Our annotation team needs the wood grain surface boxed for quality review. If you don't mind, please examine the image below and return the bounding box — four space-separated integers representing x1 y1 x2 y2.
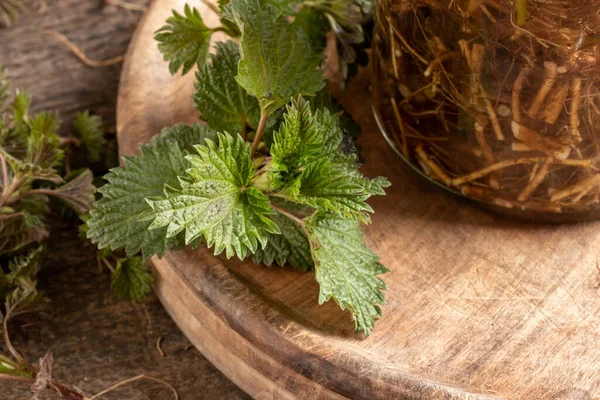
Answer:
0 1 247 398
118 1 600 399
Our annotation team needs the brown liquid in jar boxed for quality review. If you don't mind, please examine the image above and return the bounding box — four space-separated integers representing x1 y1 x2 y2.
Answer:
372 0 600 221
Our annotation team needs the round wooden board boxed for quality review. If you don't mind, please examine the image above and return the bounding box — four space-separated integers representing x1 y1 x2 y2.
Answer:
117 1 600 399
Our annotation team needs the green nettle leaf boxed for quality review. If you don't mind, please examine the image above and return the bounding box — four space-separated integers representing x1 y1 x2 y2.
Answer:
290 159 389 223
0 246 48 318
193 41 260 135
146 133 279 259
1 95 63 174
155 121 216 154
155 4 212 75
26 111 63 169
269 99 312 168
11 90 30 125
252 202 312 271
75 111 106 163
217 0 241 37
18 193 49 216
5 285 48 318
261 0 300 16
311 86 363 144
292 7 328 54
14 161 63 185
0 131 26 163
226 0 325 113
306 213 387 335
0 214 48 255
267 99 388 222
111 256 153 303
271 98 348 168
6 245 44 287
221 0 299 23
46 169 96 214
87 124 215 260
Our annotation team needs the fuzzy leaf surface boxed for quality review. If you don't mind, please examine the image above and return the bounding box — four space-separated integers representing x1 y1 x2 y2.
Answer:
271 98 347 169
306 213 387 335
146 133 279 259
87 124 215 259
252 202 312 271
5 245 44 287
261 0 300 15
75 111 105 163
155 4 212 75
217 0 241 37
4 285 48 318
25 111 62 169
111 256 153 303
221 0 300 23
0 214 48 255
193 41 260 135
1 97 63 173
226 0 325 113
268 99 388 222
289 160 389 223
46 169 96 214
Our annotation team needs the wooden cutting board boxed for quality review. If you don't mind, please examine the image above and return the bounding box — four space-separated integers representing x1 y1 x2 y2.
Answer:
116 1 600 398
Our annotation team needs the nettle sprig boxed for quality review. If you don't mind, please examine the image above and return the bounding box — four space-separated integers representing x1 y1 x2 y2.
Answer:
0 68 98 258
0 62 99 365
88 0 388 334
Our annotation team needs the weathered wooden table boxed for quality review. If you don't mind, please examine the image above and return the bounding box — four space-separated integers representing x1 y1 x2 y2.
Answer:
118 1 600 399
0 1 247 398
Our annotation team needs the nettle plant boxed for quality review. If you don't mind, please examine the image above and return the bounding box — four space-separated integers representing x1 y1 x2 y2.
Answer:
0 62 102 350
88 0 389 334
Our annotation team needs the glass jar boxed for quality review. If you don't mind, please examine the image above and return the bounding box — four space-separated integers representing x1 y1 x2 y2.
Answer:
372 0 600 221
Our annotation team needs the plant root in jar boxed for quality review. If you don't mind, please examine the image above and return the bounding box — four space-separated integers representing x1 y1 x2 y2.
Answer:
373 0 600 217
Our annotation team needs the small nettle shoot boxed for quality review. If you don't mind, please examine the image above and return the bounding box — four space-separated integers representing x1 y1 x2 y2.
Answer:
0 63 157 393
87 0 388 335
0 64 98 257
0 61 150 307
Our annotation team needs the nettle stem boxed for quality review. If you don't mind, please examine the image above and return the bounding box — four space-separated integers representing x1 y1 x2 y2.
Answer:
3 310 26 366
270 202 305 226
0 212 23 221
250 111 269 157
515 0 527 26
210 26 229 34
269 202 312 239
0 152 8 192
0 373 86 399
0 176 23 208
